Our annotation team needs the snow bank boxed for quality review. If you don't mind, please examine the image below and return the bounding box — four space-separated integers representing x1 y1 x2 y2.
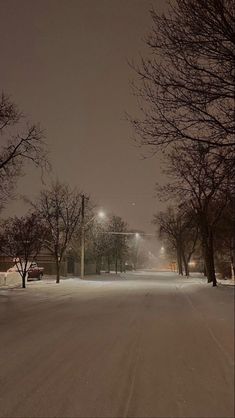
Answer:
0 271 21 288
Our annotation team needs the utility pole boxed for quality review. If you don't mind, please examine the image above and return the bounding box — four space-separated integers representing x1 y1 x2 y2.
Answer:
80 194 85 279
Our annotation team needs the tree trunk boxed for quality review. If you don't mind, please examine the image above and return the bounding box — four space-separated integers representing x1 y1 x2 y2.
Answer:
202 229 217 286
182 249 189 276
199 212 217 286
56 258 60 283
183 258 189 276
176 245 183 275
22 272 26 288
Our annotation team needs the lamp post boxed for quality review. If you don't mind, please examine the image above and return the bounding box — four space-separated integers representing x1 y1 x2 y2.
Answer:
80 194 105 279
134 232 140 270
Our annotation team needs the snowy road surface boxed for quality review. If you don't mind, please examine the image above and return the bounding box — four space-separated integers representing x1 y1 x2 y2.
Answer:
0 271 234 418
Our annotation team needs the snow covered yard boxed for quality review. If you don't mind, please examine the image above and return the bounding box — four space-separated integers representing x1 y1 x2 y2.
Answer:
0 271 234 418
0 271 21 288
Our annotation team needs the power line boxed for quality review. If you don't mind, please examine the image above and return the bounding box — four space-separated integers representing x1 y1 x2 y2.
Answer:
100 231 155 236
95 193 156 199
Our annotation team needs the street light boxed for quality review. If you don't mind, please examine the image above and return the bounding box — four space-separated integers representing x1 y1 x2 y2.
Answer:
160 246 165 259
134 233 141 269
80 195 106 279
98 210 105 219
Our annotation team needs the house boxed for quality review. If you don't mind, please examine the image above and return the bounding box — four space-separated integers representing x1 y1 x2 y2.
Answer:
0 247 96 277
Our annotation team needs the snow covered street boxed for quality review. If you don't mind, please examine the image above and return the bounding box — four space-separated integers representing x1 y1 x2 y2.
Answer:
0 271 234 418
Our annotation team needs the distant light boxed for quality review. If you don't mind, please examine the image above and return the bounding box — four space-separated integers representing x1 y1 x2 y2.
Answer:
98 211 105 219
132 202 136 206
160 246 165 252
189 261 196 267
135 232 140 238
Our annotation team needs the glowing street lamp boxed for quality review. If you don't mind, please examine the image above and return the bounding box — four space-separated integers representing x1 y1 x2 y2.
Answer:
134 233 140 269
80 195 106 279
160 246 165 259
97 210 106 219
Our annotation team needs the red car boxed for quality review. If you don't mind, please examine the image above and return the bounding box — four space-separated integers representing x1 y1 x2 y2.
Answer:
5 261 44 281
27 262 44 280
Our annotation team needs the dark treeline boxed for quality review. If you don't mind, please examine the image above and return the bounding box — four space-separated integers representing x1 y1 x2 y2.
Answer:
0 177 141 288
130 0 235 286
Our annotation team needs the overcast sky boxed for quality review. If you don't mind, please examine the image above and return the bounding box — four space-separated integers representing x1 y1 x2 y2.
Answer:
0 0 168 234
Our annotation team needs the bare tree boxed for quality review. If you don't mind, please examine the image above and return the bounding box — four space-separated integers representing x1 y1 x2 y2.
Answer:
69 202 106 275
0 92 49 209
157 144 233 286
83 215 129 274
107 216 129 274
85 221 113 274
153 206 198 276
153 208 184 275
213 196 235 278
34 182 82 283
0 212 45 288
130 0 235 150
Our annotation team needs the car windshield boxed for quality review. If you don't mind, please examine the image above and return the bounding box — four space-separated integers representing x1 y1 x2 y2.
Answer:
30 263 37 268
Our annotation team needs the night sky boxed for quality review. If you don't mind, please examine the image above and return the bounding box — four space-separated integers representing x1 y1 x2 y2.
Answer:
0 0 167 233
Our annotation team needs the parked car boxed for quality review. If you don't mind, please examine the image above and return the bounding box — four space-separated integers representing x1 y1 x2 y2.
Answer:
27 262 44 280
5 262 44 281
